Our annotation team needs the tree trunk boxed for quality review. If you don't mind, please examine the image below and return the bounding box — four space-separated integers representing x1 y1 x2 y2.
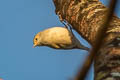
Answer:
53 0 120 80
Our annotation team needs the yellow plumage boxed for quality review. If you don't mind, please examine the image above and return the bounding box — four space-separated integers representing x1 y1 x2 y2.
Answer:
33 27 89 51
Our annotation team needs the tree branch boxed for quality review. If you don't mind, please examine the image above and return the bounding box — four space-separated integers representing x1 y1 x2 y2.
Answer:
53 0 120 80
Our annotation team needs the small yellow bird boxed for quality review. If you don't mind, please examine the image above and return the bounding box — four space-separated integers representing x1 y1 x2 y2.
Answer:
33 27 89 51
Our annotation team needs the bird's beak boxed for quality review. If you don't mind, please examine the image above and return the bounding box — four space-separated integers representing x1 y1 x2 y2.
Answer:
33 44 37 48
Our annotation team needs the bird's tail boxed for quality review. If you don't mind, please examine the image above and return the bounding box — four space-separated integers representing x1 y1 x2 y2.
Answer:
78 44 90 51
76 40 90 51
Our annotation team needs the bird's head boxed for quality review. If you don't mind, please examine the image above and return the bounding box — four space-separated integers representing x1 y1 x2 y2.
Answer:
33 32 42 48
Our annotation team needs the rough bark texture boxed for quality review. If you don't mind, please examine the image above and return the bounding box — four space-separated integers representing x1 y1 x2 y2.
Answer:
53 0 120 80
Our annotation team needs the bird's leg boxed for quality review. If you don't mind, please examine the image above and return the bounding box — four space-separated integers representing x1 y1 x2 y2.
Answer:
63 20 74 36
60 20 68 29
61 20 73 31
57 11 73 33
60 19 75 37
57 12 68 29
67 22 74 35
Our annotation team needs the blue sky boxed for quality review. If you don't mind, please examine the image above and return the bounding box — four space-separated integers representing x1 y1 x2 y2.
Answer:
0 0 120 80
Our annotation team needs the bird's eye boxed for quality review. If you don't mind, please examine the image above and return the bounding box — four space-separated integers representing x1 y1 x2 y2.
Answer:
35 38 38 41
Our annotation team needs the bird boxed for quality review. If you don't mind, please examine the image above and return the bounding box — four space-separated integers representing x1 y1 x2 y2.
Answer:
33 27 89 51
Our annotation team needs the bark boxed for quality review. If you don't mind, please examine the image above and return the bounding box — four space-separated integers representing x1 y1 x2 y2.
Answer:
53 0 120 80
